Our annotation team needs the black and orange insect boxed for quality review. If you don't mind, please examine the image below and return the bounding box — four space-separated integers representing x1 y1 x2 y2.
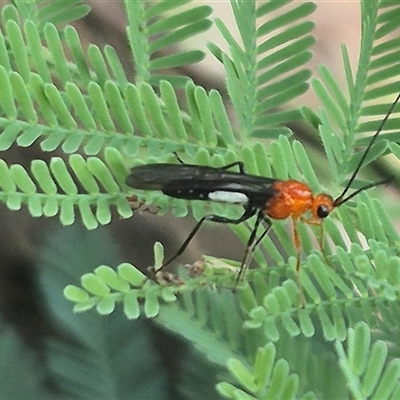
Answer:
126 94 398 285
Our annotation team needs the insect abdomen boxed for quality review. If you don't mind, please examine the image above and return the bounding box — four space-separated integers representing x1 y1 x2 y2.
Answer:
164 188 249 204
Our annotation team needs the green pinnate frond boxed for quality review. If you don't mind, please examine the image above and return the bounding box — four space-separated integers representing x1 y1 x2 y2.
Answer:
0 148 132 229
216 343 316 400
0 5 211 150
66 243 254 331
311 1 400 183
64 236 400 338
10 0 90 27
335 322 400 399
242 241 400 342
211 0 315 139
125 0 212 86
65 264 179 319
0 1 312 173
16 21 126 89
1 62 222 155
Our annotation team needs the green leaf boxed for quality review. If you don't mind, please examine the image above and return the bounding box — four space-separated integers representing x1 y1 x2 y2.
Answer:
118 263 147 286
336 322 400 400
126 0 211 84
227 358 257 392
63 285 90 303
214 0 315 138
81 273 110 296
94 265 130 293
144 289 160 318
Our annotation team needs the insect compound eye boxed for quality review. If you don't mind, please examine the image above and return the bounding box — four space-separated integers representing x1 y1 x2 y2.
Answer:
317 204 330 219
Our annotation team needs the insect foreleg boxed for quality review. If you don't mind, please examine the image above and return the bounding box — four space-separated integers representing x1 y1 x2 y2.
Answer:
301 216 332 267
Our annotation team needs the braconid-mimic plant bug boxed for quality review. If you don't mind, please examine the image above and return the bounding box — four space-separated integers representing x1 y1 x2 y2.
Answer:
126 93 398 287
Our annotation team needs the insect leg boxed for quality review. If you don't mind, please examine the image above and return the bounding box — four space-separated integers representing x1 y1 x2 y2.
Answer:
235 210 271 287
292 217 301 271
302 217 331 267
173 152 186 164
156 206 257 273
290 217 306 305
172 152 245 173
219 161 245 173
250 214 273 254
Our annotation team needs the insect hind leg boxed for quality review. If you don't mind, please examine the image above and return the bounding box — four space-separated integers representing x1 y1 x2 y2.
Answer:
153 206 257 276
235 211 272 287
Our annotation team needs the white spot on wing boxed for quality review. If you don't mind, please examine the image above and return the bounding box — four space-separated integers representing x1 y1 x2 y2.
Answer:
208 191 248 204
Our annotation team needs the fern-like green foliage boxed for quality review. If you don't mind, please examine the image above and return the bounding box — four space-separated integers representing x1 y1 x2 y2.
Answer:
214 322 400 400
209 0 315 139
125 0 212 86
1 0 400 398
10 0 91 28
335 322 400 400
216 343 315 400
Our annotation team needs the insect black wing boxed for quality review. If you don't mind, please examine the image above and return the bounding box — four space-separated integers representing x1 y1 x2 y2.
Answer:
126 163 278 205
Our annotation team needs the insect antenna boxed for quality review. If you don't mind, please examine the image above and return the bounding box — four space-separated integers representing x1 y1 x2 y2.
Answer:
334 92 400 206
